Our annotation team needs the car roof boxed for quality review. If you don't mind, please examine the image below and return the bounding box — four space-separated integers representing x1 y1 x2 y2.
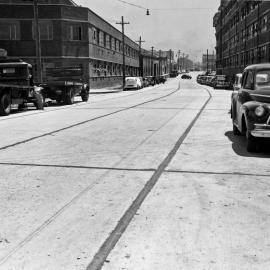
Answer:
244 63 270 71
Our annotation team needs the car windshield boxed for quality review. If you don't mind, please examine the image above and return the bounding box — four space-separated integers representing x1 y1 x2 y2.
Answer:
255 70 270 90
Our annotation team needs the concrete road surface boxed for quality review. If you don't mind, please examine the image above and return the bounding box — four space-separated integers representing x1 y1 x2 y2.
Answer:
0 74 269 270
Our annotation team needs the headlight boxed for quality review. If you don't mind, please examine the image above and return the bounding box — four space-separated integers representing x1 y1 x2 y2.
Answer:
255 105 265 117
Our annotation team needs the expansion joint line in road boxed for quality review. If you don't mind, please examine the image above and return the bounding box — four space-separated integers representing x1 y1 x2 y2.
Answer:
0 83 180 152
86 87 213 270
0 82 181 267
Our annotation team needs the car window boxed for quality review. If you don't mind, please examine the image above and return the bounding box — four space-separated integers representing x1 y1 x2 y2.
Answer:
255 70 270 90
243 71 254 90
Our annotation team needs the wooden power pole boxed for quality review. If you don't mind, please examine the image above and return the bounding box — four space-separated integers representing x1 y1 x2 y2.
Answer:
116 16 130 88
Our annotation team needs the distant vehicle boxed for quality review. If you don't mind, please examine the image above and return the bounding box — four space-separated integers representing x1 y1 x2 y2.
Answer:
41 66 89 105
159 75 167 84
205 75 215 86
212 75 231 89
142 77 149 87
146 76 156 86
181 74 192 79
0 59 43 116
231 63 270 152
124 77 142 90
233 73 242 91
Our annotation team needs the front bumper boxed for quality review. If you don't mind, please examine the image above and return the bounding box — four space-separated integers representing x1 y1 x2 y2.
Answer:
251 124 270 137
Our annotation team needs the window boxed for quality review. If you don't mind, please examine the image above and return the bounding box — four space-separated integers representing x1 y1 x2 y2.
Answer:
0 22 20 40
70 25 82 41
33 21 53 40
92 27 97 43
260 15 267 32
244 71 254 89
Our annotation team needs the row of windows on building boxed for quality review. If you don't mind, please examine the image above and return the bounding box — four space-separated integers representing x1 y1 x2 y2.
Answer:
222 15 267 50
91 60 138 77
218 44 268 68
222 2 263 35
91 27 138 59
0 21 139 59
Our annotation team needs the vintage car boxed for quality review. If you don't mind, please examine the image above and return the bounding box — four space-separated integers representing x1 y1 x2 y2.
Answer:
124 77 142 90
181 74 192 79
212 75 231 89
231 64 270 152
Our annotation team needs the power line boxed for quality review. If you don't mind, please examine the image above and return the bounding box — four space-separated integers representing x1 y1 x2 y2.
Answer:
115 0 147 10
114 0 216 11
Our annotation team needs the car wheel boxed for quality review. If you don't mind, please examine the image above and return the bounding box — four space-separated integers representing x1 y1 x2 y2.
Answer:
33 92 44 110
246 131 257 152
233 123 241 135
0 93 11 116
63 88 74 105
81 92 89 102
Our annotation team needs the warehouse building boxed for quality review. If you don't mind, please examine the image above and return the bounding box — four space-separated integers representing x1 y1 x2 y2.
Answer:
0 0 140 88
213 0 270 80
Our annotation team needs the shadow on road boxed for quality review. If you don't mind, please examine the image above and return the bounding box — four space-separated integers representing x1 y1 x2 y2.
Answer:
225 131 270 157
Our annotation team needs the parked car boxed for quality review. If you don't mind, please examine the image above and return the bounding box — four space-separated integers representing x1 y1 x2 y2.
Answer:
124 77 142 90
212 75 231 89
233 73 242 91
142 77 149 87
146 76 156 86
205 75 215 86
231 63 270 152
181 74 192 79
0 59 44 116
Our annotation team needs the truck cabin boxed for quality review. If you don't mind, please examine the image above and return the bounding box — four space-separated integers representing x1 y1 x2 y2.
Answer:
0 59 33 86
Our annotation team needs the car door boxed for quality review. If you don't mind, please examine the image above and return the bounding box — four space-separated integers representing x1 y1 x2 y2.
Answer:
235 70 254 131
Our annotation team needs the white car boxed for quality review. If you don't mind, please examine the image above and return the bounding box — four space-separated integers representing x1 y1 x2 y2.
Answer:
124 77 142 90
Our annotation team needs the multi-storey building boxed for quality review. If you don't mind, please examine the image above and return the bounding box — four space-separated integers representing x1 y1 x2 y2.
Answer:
0 0 140 88
214 0 270 80
202 53 216 72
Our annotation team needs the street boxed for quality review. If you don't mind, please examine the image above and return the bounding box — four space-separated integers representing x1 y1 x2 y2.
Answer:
0 74 270 270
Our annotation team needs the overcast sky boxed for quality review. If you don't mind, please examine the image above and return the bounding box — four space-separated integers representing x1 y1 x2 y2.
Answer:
76 0 220 62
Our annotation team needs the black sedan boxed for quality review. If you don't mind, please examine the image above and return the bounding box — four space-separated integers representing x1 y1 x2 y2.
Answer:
181 74 192 79
231 63 270 152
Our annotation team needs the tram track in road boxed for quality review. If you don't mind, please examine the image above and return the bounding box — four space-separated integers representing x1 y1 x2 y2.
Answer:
0 81 212 268
0 83 180 151
86 86 213 270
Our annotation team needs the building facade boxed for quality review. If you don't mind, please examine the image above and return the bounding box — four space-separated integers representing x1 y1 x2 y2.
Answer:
214 0 270 79
202 53 216 72
140 49 168 77
0 0 140 88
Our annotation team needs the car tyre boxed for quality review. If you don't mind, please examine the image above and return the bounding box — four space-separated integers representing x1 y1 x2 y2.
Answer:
0 93 11 116
81 92 89 102
246 131 257 152
33 92 44 110
63 88 74 105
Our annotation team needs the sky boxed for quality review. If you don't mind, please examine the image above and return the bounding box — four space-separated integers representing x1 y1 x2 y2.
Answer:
75 0 220 62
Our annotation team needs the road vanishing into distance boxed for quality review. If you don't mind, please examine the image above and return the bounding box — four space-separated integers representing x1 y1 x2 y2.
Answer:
0 74 270 270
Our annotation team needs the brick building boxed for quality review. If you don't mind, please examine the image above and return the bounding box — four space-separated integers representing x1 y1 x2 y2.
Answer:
213 0 270 80
0 0 140 88
140 49 168 77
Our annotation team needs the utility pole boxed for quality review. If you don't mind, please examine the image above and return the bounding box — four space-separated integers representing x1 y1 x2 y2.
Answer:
135 36 145 77
169 49 172 74
151 46 154 76
159 50 162 77
33 0 42 83
116 16 130 88
207 49 209 73
177 50 181 71
183 52 185 71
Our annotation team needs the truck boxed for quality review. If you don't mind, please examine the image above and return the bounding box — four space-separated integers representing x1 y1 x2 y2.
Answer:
0 59 43 116
41 66 89 105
